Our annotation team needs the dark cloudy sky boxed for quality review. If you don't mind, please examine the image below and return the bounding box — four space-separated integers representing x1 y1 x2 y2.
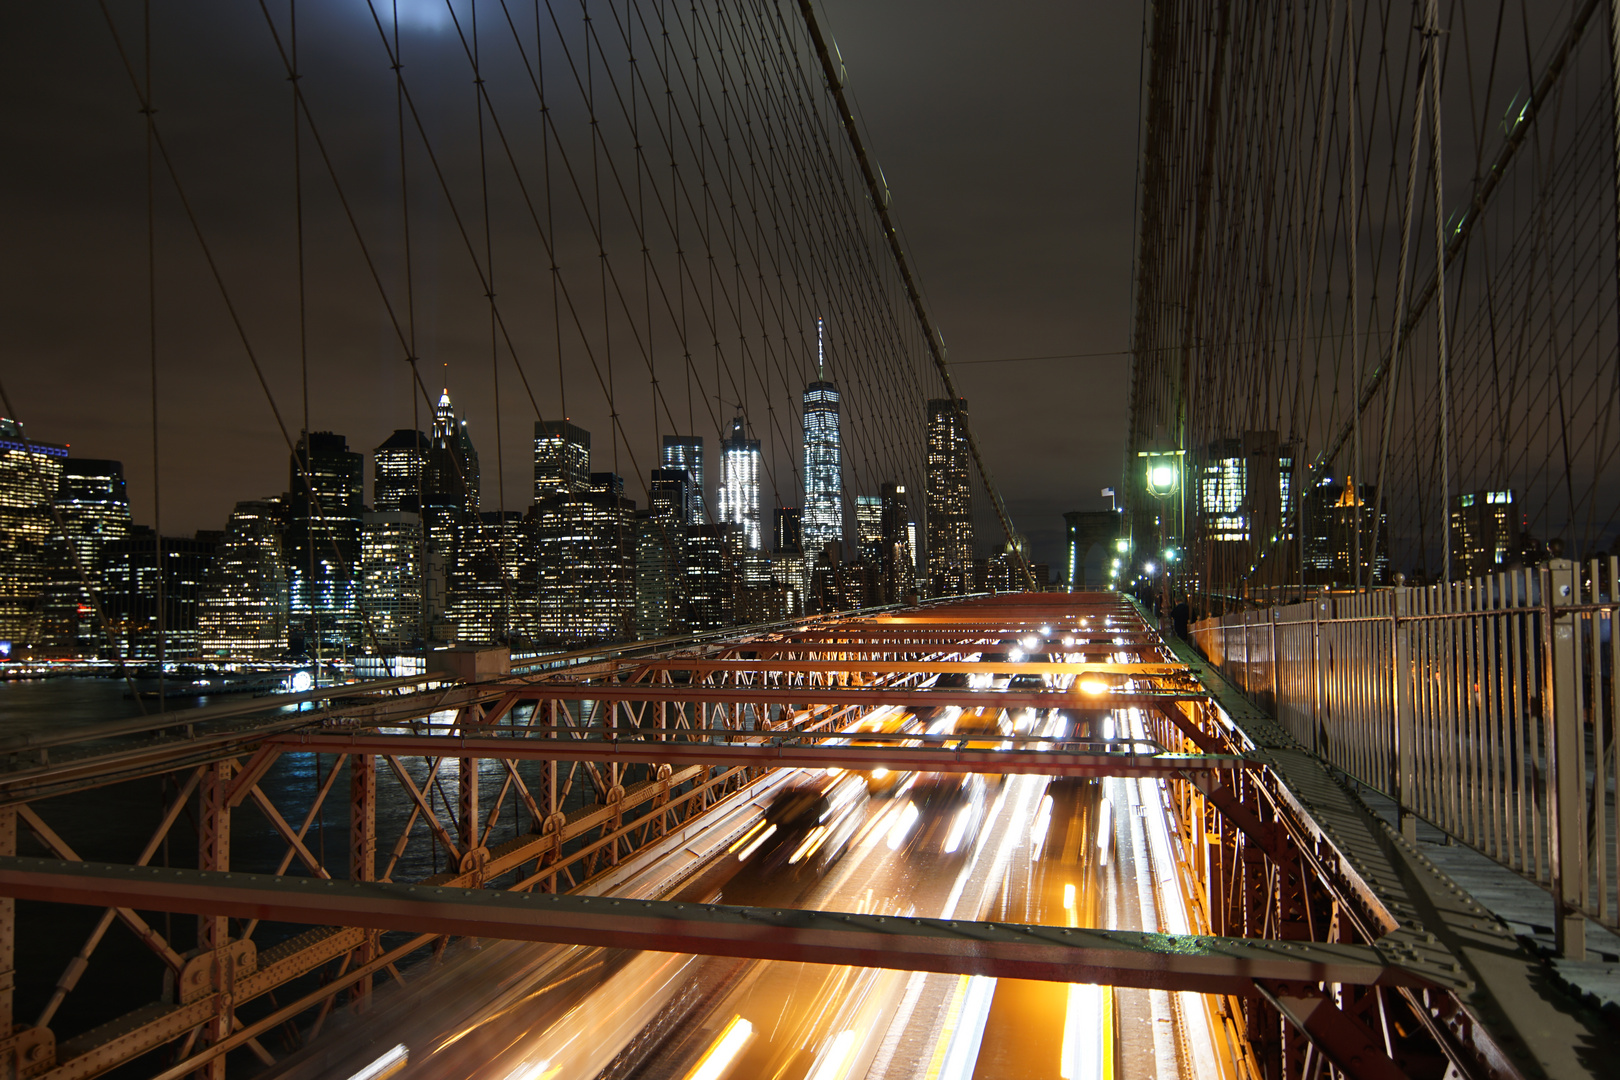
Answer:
1 1 1140 572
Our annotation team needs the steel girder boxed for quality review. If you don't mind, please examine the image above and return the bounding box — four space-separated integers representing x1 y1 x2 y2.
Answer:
0 856 1421 998
261 731 1236 778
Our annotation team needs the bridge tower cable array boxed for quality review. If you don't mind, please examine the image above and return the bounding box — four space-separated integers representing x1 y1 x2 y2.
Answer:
1127 0 1620 604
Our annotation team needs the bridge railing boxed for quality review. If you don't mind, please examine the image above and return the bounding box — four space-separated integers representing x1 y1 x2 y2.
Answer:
1192 560 1619 951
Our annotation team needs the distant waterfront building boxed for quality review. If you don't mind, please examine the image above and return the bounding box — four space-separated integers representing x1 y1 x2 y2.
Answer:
0 417 68 647
39 458 131 654
855 495 883 563
104 527 217 662
373 429 429 513
360 511 423 651
535 420 592 501
661 435 705 524
925 398 974 596
802 323 842 557
286 431 364 656
1450 490 1521 579
718 415 763 551
199 500 288 658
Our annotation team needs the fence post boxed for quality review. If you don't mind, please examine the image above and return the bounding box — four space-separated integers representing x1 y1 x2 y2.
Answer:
1312 594 1325 756
1270 605 1281 716
1393 587 1417 841
1545 559 1586 958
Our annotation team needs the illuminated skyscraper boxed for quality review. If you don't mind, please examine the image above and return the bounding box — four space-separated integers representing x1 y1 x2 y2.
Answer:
40 458 131 653
359 510 423 651
925 398 974 595
1450 490 1521 579
802 318 842 557
533 482 635 645
286 431 364 655
636 469 688 640
773 506 802 554
880 481 916 601
199 500 288 657
855 495 883 563
103 528 217 662
373 429 429 513
0 417 67 646
535 420 591 501
719 415 763 551
661 435 705 524
423 389 480 519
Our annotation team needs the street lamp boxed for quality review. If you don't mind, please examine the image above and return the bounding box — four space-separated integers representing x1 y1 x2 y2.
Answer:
1138 450 1184 499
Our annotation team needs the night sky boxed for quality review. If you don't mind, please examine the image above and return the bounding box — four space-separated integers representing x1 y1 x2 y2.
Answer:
1 1 1140 572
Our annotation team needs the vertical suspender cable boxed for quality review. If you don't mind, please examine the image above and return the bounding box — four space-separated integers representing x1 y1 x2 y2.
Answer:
144 0 165 708
1426 0 1451 584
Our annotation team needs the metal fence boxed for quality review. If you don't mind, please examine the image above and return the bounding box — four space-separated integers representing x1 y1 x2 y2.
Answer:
1191 560 1619 953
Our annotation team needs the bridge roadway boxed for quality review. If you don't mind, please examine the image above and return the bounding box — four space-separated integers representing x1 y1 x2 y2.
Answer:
0 594 1609 1079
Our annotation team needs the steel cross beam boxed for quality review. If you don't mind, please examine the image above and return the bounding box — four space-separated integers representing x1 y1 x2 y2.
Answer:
483 686 1204 709
264 732 1237 778
0 857 1420 997
633 660 1185 675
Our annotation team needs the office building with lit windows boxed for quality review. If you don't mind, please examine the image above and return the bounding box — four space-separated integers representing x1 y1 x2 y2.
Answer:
373 429 429 513
880 481 916 601
285 431 364 656
719 415 763 551
0 417 67 647
358 510 423 652
636 470 688 640
855 495 883 563
533 483 635 646
925 398 973 595
198 500 288 658
1450 490 1522 579
535 420 592 501
1194 431 1295 592
103 528 217 662
681 524 733 632
448 512 525 646
661 435 705 525
38 458 131 653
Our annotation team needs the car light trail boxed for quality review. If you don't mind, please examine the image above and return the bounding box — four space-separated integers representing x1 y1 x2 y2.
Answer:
684 1015 753 1080
1029 793 1054 859
1059 983 1111 1080
942 802 974 854
735 824 776 862
805 1029 857 1080
932 975 997 1080
345 1044 408 1080
1096 796 1114 867
886 801 920 850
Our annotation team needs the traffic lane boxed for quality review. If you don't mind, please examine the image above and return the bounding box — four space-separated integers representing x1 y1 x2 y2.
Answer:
972 778 1109 1080
646 766 1045 1080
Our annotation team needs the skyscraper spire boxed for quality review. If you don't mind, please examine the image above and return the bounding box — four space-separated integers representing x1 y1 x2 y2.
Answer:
817 316 825 379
